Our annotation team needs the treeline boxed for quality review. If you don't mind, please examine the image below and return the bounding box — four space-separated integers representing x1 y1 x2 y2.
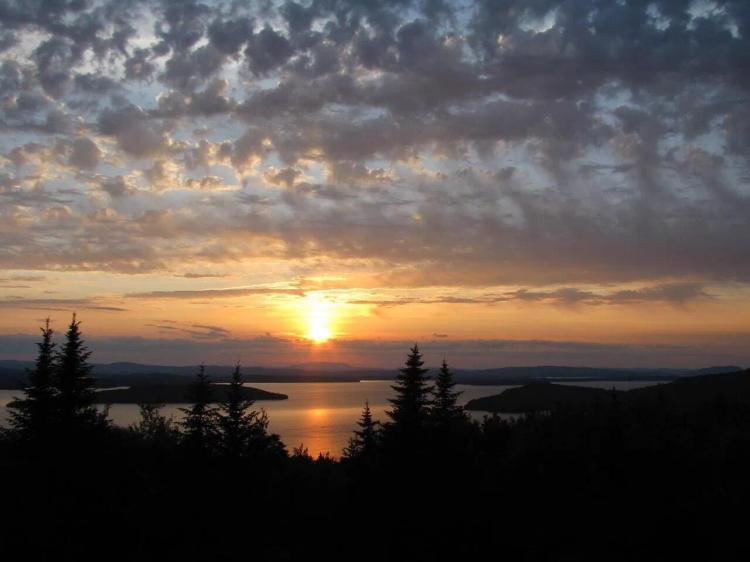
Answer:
6 316 108 444
1 318 750 561
5 317 473 464
5 316 288 462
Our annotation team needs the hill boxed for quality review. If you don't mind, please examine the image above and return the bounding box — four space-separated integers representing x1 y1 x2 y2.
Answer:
465 369 750 413
465 382 617 413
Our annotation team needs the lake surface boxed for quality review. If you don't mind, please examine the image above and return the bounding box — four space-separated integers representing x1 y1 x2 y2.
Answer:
0 379 663 457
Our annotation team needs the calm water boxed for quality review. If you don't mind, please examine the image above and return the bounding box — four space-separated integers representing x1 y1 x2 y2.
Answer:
0 379 663 457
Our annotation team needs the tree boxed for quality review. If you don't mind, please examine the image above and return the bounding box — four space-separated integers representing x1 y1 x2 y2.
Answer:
247 408 286 458
54 314 101 432
131 403 178 444
179 364 217 453
343 401 379 461
431 358 466 427
217 363 258 457
385 344 432 441
7 319 57 441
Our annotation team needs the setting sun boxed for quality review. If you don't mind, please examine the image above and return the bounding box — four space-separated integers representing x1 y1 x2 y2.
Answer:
306 295 334 343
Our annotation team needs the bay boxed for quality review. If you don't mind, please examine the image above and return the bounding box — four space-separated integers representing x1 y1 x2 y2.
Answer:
0 379 662 457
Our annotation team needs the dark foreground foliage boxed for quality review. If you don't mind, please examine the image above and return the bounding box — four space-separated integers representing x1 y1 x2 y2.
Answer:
1 325 749 561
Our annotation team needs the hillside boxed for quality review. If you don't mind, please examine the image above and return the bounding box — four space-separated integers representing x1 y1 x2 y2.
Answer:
464 382 617 413
465 369 750 413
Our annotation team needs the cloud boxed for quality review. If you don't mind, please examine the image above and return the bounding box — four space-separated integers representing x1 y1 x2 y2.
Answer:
33 37 76 98
68 138 101 170
0 275 45 282
508 283 712 306
181 272 229 279
98 176 133 198
264 166 302 187
185 323 231 339
126 286 305 299
0 0 747 292
124 48 155 81
145 321 231 339
245 25 294 76
98 106 168 159
348 283 712 308
0 298 128 312
208 17 253 55
605 283 711 305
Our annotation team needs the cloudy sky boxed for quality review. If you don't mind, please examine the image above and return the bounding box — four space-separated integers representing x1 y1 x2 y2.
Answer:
0 0 748 368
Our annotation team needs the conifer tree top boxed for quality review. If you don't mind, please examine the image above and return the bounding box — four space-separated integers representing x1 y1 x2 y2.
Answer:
386 343 432 430
433 357 465 424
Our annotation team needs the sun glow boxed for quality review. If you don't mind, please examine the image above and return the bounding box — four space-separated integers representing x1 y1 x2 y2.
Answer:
306 295 334 343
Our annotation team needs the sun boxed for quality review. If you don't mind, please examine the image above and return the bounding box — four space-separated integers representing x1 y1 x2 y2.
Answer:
306 295 333 343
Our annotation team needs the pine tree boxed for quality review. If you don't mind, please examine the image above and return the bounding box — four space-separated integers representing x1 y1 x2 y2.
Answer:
343 401 379 460
432 358 466 426
7 319 57 440
385 344 432 437
54 314 100 431
217 363 258 457
179 364 217 453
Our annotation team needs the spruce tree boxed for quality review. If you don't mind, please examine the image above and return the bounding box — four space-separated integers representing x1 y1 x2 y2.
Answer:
217 363 257 457
343 401 379 460
7 319 57 440
54 314 100 431
385 344 432 438
432 358 466 426
179 364 217 453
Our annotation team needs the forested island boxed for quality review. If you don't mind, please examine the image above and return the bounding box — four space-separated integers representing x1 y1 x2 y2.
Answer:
464 369 749 413
92 383 287 404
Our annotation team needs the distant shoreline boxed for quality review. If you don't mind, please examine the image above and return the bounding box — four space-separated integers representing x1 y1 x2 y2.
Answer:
2 361 738 391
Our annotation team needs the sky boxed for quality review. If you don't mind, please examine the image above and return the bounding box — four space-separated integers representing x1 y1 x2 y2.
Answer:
0 0 749 368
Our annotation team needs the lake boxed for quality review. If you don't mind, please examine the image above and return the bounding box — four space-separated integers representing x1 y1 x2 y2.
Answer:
0 379 663 457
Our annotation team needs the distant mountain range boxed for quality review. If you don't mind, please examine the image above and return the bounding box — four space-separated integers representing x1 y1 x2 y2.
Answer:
0 359 741 390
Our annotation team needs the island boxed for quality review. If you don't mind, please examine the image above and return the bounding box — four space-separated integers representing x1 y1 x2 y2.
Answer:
465 369 750 414
465 382 617 413
93 384 288 404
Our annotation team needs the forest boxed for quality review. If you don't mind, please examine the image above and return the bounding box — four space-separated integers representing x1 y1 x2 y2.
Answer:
2 316 749 561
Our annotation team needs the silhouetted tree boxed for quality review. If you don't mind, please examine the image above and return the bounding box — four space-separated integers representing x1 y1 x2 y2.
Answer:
247 408 286 458
54 314 101 432
431 358 466 427
343 401 379 460
179 364 217 453
291 443 310 459
7 319 57 441
217 363 258 457
384 344 432 444
131 403 178 443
